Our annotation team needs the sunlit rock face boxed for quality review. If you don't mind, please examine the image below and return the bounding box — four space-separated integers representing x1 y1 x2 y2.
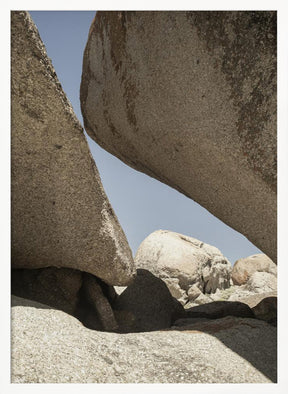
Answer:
231 254 277 285
11 11 136 286
134 230 232 305
81 11 277 262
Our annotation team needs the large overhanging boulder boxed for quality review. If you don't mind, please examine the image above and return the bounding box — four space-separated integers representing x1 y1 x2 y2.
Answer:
80 11 277 262
11 11 136 286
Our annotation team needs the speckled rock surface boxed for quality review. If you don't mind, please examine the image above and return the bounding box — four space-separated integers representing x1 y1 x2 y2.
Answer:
80 11 277 262
11 11 135 285
231 254 277 285
134 230 232 304
11 296 276 383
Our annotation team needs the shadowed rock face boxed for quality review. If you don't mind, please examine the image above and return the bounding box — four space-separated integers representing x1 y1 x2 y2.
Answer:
11 11 136 286
81 11 277 262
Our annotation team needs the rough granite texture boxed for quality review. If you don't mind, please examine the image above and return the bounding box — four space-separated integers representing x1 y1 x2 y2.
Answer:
11 296 276 383
11 11 136 285
80 11 277 262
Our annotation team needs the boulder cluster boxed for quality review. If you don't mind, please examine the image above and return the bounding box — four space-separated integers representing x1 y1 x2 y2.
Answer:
11 11 277 384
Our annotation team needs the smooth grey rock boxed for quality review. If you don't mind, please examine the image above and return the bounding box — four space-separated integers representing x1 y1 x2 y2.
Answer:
11 11 135 286
232 254 277 285
80 11 277 262
11 297 276 383
114 269 184 332
134 230 232 304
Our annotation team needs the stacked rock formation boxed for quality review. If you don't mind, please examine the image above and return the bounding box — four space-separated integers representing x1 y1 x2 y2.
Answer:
80 11 277 262
11 11 136 332
10 11 278 384
11 11 135 286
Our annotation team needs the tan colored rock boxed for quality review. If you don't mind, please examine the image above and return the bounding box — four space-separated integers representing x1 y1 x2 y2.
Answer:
11 296 276 383
231 254 277 285
193 293 213 305
187 283 202 301
239 292 277 324
245 271 277 294
240 291 277 309
80 11 277 262
11 11 135 286
164 277 188 305
134 230 232 303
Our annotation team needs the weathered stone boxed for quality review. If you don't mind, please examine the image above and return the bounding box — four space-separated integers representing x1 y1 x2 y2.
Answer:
11 267 82 315
164 277 188 305
11 11 135 286
185 300 255 320
193 293 213 305
237 292 277 325
114 269 184 332
232 254 277 285
187 283 202 301
251 297 277 325
134 230 231 304
11 296 276 383
245 271 277 293
240 291 277 309
80 11 277 262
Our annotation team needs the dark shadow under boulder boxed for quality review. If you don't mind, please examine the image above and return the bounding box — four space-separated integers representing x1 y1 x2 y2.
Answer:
185 300 255 320
113 269 185 332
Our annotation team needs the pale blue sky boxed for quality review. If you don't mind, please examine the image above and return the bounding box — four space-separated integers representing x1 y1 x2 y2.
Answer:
29 10 261 264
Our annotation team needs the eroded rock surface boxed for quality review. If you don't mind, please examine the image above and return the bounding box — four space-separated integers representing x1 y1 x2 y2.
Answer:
11 11 135 285
134 230 232 305
11 296 276 383
80 11 277 262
